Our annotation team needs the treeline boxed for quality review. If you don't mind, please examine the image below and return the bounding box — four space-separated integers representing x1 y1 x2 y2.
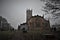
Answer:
0 16 14 31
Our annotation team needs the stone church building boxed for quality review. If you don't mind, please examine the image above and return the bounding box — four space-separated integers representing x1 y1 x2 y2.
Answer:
18 9 51 33
26 9 51 33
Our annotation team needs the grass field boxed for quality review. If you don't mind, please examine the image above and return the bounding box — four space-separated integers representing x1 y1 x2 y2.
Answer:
0 31 15 40
0 31 58 40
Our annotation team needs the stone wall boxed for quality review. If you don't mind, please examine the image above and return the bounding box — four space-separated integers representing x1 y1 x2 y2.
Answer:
28 16 51 33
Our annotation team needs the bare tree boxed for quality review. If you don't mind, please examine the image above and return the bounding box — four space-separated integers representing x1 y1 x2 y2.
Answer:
41 0 60 19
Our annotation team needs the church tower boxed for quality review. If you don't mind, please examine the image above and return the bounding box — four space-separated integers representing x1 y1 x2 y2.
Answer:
26 9 32 22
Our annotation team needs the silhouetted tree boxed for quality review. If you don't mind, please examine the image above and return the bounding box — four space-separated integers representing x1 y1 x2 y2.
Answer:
0 16 14 31
40 0 60 19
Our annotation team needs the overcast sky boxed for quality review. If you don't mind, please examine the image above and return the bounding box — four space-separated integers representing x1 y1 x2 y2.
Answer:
0 0 60 29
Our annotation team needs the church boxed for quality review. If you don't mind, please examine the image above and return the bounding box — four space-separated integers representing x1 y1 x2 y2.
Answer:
18 9 51 33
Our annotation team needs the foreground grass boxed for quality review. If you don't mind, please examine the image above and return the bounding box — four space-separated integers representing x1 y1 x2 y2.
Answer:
12 31 56 40
0 31 58 40
0 31 15 40
12 31 44 40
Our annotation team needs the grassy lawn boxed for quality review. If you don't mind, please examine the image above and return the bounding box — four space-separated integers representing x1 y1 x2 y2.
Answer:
0 31 56 40
0 31 15 40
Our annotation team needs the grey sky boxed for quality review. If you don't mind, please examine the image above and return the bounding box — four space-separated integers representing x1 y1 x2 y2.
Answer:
0 0 60 29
